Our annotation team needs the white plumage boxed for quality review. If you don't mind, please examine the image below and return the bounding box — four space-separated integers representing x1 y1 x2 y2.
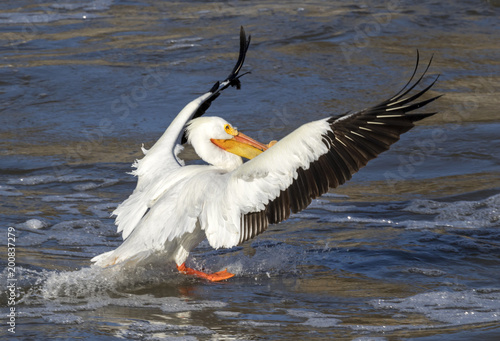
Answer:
91 28 440 280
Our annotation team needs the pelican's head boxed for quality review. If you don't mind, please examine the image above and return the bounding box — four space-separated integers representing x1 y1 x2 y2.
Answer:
186 116 268 170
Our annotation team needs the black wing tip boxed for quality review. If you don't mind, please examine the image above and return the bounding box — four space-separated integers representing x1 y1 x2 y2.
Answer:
183 27 252 142
329 53 442 126
388 52 437 102
405 111 439 123
206 26 251 95
404 94 443 121
375 52 442 118
240 26 251 50
226 26 251 87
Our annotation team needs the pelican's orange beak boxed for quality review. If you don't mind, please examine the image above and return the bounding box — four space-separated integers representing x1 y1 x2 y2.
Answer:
211 128 269 160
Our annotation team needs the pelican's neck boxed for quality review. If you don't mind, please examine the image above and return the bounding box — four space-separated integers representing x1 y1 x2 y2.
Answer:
193 139 243 172
211 152 243 171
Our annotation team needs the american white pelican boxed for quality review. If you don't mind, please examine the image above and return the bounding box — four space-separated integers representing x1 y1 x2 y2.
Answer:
92 27 441 281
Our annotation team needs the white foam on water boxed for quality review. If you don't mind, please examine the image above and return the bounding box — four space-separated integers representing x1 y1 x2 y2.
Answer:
0 0 111 25
7 181 498 337
306 198 333 208
287 308 339 319
124 333 198 341
403 193 500 229
79 0 113 12
0 12 99 25
159 298 227 313
214 311 241 317
9 174 88 185
167 37 203 44
407 267 447 277
306 197 380 214
37 266 125 302
320 215 397 226
238 320 281 327
87 202 117 218
6 242 500 336
16 218 48 230
165 43 201 51
296 197 399 225
287 308 341 328
301 317 341 328
14 219 114 248
278 289 500 332
11 264 226 317
5 264 233 339
127 321 214 336
51 219 107 230
42 313 84 325
322 192 350 199
50 0 113 12
8 174 119 191
72 179 119 191
372 289 500 326
299 192 499 233
42 192 102 203
190 241 304 278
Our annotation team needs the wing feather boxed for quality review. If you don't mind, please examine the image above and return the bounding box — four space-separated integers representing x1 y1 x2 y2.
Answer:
112 28 251 240
204 56 441 247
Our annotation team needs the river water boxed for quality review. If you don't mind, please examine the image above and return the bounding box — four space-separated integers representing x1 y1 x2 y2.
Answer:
1 1 499 340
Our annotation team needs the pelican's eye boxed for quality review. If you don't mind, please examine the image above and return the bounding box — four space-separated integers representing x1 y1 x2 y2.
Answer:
224 124 237 136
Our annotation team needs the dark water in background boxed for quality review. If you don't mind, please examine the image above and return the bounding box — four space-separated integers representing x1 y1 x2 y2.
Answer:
1 1 500 340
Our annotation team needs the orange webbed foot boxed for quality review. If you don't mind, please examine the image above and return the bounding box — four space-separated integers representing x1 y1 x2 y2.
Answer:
177 263 235 282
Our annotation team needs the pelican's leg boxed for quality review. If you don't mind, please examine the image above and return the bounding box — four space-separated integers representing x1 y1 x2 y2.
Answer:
177 263 235 282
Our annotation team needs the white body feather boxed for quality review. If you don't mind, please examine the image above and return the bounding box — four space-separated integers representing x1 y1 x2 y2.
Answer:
91 93 330 267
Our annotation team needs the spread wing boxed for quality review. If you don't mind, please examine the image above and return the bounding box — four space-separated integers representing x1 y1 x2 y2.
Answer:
113 27 251 240
202 54 441 249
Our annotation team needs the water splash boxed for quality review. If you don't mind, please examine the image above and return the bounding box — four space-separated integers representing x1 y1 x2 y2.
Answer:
404 193 500 229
